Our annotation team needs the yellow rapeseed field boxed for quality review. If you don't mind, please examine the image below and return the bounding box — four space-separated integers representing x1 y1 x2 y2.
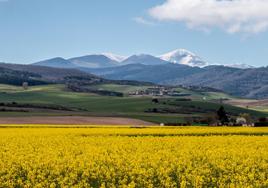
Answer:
0 126 267 187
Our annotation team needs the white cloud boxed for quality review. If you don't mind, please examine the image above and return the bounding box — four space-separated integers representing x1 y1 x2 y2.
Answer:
149 0 268 34
133 17 156 26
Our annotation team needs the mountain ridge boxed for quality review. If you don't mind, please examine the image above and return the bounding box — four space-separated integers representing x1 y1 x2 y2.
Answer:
33 57 76 69
31 49 255 69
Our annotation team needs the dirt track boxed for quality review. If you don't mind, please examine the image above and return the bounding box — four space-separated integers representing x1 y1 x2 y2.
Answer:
0 116 154 126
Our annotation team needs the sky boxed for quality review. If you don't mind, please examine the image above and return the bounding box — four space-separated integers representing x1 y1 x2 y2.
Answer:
0 0 268 67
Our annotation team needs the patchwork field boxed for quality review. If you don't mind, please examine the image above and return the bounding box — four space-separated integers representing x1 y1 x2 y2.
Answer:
0 84 266 125
0 126 267 187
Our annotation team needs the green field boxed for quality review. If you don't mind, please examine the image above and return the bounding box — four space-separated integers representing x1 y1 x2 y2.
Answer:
0 84 266 124
90 84 151 95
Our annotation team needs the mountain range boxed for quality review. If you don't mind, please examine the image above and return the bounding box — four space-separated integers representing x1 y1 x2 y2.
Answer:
33 49 255 69
1 49 267 99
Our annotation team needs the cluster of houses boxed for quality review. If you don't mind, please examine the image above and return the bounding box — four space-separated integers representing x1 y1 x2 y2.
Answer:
128 86 191 97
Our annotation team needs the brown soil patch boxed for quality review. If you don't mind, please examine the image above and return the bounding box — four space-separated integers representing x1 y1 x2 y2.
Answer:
226 99 268 107
0 116 154 126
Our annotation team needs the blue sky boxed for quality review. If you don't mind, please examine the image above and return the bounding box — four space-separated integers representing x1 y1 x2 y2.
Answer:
0 0 267 66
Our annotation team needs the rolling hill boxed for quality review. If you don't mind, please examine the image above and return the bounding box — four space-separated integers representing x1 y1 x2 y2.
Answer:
0 62 154 96
0 62 90 82
87 64 268 99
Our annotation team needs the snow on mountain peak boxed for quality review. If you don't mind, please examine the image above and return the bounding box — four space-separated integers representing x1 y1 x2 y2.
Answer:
101 52 127 62
224 63 255 69
159 49 208 67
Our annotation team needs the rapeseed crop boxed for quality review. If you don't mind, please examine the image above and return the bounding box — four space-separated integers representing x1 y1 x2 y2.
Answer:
0 126 267 187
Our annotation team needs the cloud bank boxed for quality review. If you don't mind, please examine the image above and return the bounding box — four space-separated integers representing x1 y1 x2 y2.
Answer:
149 0 268 34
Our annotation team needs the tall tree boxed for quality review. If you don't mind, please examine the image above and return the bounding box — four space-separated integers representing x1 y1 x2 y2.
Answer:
217 106 229 125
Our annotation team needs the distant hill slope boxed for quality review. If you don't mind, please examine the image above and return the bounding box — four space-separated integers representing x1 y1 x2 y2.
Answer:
86 63 202 83
121 54 169 66
87 64 268 99
33 57 77 69
0 66 50 86
0 63 90 81
0 63 154 88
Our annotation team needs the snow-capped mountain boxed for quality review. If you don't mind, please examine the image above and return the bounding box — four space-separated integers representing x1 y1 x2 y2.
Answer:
159 49 208 67
101 53 127 62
